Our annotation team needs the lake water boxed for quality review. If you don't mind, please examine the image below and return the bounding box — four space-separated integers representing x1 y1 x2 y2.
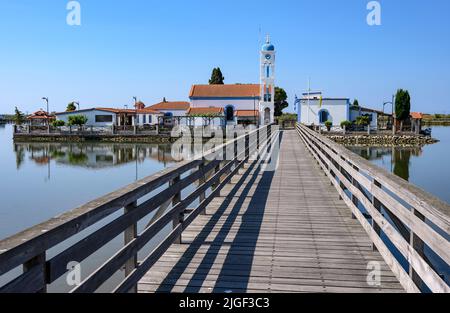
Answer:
346 126 450 204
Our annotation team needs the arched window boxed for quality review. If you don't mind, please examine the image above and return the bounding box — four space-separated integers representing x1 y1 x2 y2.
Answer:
225 105 234 122
318 110 329 124
264 108 271 125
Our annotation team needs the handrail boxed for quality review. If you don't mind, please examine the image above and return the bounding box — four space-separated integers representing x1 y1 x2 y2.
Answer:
0 124 278 293
297 123 450 293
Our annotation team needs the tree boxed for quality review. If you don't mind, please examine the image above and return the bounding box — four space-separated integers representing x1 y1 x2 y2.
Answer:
66 102 77 112
353 99 359 107
395 89 411 131
13 107 26 125
356 115 370 126
52 120 65 127
274 87 288 117
68 115 88 126
209 67 225 85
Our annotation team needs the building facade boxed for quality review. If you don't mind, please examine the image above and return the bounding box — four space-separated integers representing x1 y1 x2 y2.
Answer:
187 37 276 126
299 92 350 126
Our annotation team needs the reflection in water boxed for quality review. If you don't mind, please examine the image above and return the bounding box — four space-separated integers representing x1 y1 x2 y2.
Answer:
13 142 176 171
347 146 423 182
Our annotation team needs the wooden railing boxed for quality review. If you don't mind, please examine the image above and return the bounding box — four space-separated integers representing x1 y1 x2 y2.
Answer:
297 123 450 293
0 125 277 293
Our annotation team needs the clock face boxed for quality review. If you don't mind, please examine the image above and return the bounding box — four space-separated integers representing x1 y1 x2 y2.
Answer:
265 54 271 60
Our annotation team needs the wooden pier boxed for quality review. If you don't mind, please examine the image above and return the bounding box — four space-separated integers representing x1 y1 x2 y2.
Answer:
0 124 449 293
139 130 403 293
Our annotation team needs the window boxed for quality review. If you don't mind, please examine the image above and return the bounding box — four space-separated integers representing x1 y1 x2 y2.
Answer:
225 106 234 121
143 115 146 124
149 115 152 123
319 110 329 124
95 115 113 123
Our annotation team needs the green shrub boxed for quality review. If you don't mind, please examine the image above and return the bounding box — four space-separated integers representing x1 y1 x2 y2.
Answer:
356 116 370 126
324 121 333 128
68 115 88 126
52 120 65 127
340 120 352 129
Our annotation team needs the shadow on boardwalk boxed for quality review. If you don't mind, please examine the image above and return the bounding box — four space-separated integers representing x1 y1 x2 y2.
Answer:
155 133 282 292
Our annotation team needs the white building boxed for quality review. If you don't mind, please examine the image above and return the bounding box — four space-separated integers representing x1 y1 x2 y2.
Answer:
299 92 350 126
147 100 190 118
187 36 276 126
349 106 382 129
189 84 261 125
55 108 119 127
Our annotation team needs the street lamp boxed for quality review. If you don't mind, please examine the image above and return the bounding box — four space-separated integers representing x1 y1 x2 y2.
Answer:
383 95 396 132
133 97 138 127
73 102 80 110
42 97 49 114
382 95 395 115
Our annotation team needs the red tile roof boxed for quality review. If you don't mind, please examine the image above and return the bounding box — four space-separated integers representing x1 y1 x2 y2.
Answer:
411 112 424 119
235 110 259 117
95 108 137 114
189 84 261 98
27 110 55 120
148 101 190 111
137 107 163 114
187 107 224 116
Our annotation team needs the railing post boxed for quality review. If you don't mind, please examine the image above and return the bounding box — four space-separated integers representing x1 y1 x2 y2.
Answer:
198 160 206 215
124 200 138 293
23 252 47 293
351 168 359 220
171 175 183 244
372 180 382 251
47 125 50 134
409 208 425 290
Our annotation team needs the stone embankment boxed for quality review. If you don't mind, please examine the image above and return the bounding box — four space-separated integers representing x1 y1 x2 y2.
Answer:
324 134 439 146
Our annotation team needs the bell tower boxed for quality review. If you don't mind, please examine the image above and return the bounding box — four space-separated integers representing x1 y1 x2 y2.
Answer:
260 35 275 125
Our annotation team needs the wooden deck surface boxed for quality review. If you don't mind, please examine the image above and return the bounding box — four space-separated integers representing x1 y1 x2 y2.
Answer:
138 130 404 293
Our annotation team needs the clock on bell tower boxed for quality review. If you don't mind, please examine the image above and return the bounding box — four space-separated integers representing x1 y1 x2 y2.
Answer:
260 35 275 125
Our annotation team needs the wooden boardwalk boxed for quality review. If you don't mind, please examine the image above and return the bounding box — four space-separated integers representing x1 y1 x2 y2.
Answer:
138 130 404 293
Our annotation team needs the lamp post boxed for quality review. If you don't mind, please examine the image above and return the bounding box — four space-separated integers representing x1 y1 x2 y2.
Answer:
383 95 395 132
42 97 49 126
42 97 49 114
133 97 138 127
74 102 80 111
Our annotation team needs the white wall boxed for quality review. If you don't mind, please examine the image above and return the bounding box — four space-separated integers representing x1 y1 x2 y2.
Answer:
300 99 349 126
56 110 116 126
157 109 187 117
191 99 259 111
136 113 160 125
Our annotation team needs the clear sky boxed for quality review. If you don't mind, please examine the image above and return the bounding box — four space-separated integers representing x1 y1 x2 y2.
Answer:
0 0 449 114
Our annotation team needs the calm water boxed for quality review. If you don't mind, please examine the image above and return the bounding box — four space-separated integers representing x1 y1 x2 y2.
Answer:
0 124 178 240
346 126 450 204
0 123 180 292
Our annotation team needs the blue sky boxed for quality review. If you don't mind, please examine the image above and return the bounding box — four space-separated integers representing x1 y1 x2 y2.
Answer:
0 0 449 114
